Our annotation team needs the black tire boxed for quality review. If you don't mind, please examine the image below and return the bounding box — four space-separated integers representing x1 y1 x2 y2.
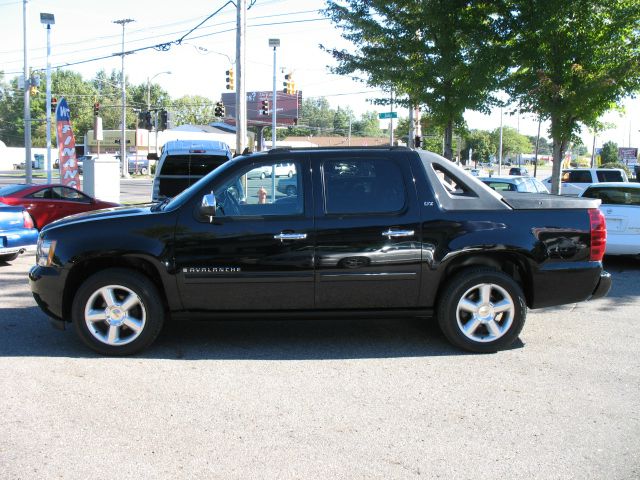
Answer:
287 171 293 178
140 167 149 175
436 268 526 353
0 252 20 262
285 185 297 196
260 172 266 179
71 268 165 356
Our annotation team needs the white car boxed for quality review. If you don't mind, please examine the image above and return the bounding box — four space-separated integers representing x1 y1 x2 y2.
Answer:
543 168 628 196
580 182 640 256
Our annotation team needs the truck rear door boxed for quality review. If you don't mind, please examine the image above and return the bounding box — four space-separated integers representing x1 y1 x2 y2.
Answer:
311 151 422 309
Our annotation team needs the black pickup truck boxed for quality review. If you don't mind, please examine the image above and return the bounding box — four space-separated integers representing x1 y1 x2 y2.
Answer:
29 147 611 355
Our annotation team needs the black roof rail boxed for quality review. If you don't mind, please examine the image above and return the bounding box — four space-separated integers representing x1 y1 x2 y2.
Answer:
266 146 412 154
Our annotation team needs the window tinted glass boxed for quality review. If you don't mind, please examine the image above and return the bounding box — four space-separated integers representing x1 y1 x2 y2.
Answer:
323 158 406 214
29 188 51 199
596 170 624 182
583 187 640 205
483 181 516 192
212 160 303 217
60 187 90 202
161 154 229 176
564 171 592 183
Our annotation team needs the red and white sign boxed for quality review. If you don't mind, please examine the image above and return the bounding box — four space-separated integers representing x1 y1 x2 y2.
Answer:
55 97 81 189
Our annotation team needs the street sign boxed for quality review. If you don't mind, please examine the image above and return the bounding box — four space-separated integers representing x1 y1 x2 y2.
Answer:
378 112 398 119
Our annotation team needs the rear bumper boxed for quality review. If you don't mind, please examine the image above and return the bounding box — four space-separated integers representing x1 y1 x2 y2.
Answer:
530 262 611 308
590 271 612 300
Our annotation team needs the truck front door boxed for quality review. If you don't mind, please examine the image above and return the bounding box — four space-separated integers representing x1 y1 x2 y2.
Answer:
173 156 314 311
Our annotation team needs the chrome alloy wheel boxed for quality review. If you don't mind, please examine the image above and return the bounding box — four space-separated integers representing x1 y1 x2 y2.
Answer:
84 285 147 346
456 283 514 343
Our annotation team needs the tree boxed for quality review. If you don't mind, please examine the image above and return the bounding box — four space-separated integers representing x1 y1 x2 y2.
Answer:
600 141 619 164
351 111 383 137
172 95 216 125
463 130 493 163
505 0 640 193
323 1 508 160
526 135 552 155
490 127 532 161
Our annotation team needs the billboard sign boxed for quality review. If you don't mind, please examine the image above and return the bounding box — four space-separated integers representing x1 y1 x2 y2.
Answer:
55 97 81 189
221 91 302 126
618 147 638 166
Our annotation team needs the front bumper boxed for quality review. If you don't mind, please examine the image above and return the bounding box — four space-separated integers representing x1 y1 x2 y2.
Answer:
29 265 66 323
590 270 612 301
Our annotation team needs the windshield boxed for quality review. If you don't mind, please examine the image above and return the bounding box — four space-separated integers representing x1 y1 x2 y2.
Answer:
162 155 244 210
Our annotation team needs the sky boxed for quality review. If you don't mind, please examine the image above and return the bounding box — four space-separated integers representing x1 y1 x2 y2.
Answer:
1 0 639 151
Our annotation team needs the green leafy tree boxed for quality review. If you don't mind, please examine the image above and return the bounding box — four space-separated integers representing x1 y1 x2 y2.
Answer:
490 127 532 161
600 140 619 164
352 111 383 137
526 135 552 155
505 0 640 193
172 95 216 125
462 130 493 163
323 0 508 160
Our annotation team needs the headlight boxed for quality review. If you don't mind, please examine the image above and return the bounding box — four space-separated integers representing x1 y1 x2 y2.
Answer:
36 239 57 267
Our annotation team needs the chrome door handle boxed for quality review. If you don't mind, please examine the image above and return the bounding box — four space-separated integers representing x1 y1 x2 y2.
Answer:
274 233 308 241
382 229 414 238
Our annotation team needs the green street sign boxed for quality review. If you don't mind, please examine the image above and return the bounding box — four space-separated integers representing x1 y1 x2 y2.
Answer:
378 112 398 119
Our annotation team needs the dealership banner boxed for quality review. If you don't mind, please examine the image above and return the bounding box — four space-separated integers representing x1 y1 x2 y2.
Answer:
55 97 81 189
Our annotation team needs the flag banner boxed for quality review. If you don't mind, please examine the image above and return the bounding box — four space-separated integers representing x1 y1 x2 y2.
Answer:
55 97 81 189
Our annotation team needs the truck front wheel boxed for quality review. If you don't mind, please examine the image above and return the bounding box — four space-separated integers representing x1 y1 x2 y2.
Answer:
71 268 165 356
437 268 526 353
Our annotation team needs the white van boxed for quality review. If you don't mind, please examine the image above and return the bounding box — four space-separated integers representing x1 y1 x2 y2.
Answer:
542 168 629 196
151 140 232 201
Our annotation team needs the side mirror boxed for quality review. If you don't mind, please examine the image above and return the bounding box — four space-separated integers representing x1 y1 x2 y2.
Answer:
200 193 216 222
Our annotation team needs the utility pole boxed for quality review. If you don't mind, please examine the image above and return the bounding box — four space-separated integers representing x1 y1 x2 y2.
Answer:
41 13 55 184
269 39 279 149
235 0 247 154
389 89 394 146
498 105 504 175
408 103 414 148
534 116 542 177
113 18 134 178
23 0 32 184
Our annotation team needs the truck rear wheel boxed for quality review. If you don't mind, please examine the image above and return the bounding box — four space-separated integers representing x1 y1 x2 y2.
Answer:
71 268 165 356
437 268 526 353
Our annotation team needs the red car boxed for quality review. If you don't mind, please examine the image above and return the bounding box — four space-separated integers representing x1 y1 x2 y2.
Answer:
0 184 119 229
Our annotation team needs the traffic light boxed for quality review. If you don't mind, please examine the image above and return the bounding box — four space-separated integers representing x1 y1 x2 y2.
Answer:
50 97 57 114
158 110 168 131
282 72 295 94
225 68 234 90
93 102 100 116
261 99 269 116
214 101 225 118
29 84 39 96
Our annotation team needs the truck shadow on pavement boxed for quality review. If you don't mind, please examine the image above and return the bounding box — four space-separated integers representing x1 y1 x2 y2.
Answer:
0 307 524 359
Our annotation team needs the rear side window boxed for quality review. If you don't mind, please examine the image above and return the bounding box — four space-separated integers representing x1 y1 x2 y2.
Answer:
322 158 406 214
160 154 229 176
563 171 592 183
583 187 640 205
596 170 624 182
483 181 516 192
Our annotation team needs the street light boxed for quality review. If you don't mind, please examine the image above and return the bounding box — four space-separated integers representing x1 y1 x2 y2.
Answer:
40 12 55 184
113 18 135 179
146 71 171 111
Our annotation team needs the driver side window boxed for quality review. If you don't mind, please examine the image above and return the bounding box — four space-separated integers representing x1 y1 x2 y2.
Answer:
213 160 303 217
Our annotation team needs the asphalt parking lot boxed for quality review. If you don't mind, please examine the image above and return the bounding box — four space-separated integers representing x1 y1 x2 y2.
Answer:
0 252 638 479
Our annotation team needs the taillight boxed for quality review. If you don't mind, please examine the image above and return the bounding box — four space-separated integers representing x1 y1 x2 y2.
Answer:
22 210 35 229
589 208 606 261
